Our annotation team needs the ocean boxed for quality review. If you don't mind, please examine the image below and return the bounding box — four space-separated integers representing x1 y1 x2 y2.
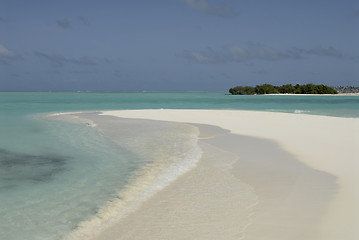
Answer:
0 92 358 240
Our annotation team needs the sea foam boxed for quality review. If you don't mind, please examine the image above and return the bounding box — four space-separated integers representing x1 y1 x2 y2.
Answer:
61 114 202 240
294 109 310 114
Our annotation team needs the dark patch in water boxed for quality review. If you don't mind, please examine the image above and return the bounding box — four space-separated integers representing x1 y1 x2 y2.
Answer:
0 148 68 188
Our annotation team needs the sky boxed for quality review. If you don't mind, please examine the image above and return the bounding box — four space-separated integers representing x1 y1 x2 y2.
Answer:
1 0 358 91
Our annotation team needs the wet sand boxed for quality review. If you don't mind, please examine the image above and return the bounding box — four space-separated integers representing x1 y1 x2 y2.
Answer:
89 121 337 240
77 109 359 240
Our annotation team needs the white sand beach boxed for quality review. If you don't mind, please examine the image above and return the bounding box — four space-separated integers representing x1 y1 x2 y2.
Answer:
87 110 359 240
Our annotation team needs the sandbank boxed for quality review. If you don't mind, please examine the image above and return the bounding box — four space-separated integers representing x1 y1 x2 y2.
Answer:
85 110 358 240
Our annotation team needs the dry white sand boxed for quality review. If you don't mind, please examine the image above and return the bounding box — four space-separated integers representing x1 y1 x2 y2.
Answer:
89 110 359 240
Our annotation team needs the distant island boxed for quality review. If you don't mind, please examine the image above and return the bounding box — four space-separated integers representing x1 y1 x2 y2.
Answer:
333 86 359 94
229 84 338 95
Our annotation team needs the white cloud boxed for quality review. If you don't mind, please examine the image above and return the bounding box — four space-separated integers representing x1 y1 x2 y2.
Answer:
180 0 237 17
0 44 16 58
0 44 21 65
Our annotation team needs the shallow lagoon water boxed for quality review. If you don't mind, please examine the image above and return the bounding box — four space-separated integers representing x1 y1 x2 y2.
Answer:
0 92 358 239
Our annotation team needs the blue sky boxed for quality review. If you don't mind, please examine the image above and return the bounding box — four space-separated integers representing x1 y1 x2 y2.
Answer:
1 0 358 91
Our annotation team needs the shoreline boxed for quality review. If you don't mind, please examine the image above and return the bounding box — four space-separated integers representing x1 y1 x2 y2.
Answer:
50 109 359 240
94 109 359 240
48 112 203 240
89 121 338 240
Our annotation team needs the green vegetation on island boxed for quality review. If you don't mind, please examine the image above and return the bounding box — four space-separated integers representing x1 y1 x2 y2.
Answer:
229 84 338 95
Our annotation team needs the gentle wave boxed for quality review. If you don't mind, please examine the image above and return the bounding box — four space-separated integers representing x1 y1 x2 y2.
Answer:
294 109 311 114
63 123 202 240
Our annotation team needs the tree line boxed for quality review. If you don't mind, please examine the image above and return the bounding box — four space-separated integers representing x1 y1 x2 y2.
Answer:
229 84 338 95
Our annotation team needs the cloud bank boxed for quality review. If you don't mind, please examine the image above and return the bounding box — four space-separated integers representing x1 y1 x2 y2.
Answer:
34 51 96 66
186 44 344 64
304 46 343 58
186 43 300 63
180 0 237 17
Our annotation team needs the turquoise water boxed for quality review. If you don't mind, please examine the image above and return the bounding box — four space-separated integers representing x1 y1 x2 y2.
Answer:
1 92 358 117
0 92 358 240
